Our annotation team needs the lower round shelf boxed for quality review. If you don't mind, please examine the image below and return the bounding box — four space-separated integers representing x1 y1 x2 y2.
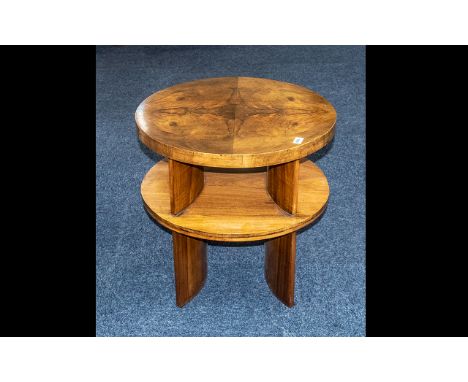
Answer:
141 159 329 241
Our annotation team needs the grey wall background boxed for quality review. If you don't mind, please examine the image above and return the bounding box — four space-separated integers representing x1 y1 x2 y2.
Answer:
96 46 365 336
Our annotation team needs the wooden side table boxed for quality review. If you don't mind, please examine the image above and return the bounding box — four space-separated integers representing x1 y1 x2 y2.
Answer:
135 77 336 307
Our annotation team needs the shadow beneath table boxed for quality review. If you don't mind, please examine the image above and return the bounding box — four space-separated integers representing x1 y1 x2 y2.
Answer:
308 135 335 163
207 239 265 248
138 140 164 163
296 207 327 236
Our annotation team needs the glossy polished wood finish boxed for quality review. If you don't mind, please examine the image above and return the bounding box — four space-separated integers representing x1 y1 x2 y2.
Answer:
265 233 296 307
137 77 336 307
172 232 207 307
168 159 204 215
136 77 336 168
265 159 300 306
267 160 300 215
141 159 329 242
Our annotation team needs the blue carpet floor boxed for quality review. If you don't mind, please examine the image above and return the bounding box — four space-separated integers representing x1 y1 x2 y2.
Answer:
96 46 365 336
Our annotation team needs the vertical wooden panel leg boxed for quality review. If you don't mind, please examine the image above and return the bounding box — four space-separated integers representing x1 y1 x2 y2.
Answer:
267 159 299 214
169 159 204 215
265 232 296 307
265 159 299 307
172 231 207 307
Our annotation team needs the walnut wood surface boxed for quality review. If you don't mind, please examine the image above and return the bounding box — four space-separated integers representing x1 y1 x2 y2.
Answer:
141 159 329 242
172 232 207 307
267 160 300 215
265 160 300 306
265 233 296 307
136 77 336 168
169 159 204 215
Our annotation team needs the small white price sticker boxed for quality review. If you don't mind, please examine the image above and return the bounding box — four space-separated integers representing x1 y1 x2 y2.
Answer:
293 137 304 144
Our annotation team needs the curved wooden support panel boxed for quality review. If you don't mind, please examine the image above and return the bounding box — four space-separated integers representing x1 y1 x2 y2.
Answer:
172 232 207 307
266 160 299 307
169 159 204 215
267 159 300 215
265 232 296 307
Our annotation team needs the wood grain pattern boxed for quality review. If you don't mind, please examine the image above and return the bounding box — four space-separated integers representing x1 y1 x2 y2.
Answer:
267 159 300 215
141 159 329 242
168 159 204 215
172 231 207 307
265 160 299 306
136 77 336 168
265 232 296 307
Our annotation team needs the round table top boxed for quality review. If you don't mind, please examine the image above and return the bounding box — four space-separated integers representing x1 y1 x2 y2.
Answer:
136 77 336 168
